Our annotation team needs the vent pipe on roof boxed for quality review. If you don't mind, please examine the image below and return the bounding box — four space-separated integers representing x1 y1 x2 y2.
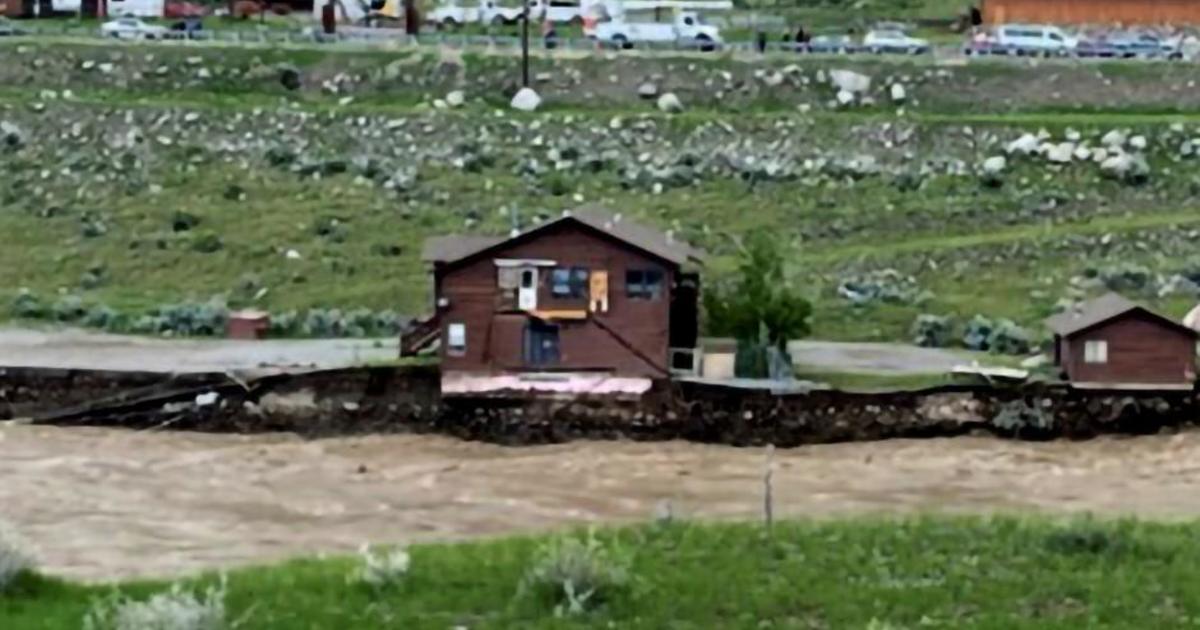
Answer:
613 212 623 223
666 229 675 244
509 206 521 238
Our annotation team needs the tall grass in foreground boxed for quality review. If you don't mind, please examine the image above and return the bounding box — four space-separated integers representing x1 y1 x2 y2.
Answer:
5 516 1200 628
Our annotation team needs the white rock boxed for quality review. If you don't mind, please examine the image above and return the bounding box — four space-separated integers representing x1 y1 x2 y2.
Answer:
829 69 871 94
445 90 465 108
1101 129 1127 147
1129 134 1147 149
195 392 219 407
1073 146 1092 161
1006 133 1039 155
981 155 1007 174
656 92 683 113
763 71 784 87
1044 142 1075 164
1100 153 1134 176
1065 128 1081 142
835 89 855 106
889 83 907 103
285 249 302 260
637 82 659 99
510 87 541 112
1092 147 1109 163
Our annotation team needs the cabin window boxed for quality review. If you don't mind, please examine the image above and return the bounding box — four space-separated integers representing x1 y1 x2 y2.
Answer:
1084 340 1108 364
447 322 467 356
551 266 589 298
626 269 664 300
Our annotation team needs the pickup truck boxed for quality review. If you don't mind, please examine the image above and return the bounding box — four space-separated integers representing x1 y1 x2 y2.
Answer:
528 0 584 23
593 11 721 50
428 0 525 27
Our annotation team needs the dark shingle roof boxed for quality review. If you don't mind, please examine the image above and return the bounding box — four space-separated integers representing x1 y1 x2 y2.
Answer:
420 205 704 267
1045 292 1195 337
421 235 505 263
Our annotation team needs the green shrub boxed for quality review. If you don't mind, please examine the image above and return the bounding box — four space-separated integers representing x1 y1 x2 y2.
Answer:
522 531 631 616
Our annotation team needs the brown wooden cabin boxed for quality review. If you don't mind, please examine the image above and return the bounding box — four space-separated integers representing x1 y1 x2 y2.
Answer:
1045 292 1198 390
983 0 1200 25
405 206 703 393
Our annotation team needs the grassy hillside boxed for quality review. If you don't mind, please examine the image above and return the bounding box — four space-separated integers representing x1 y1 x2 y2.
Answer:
6 517 1200 628
3 41 1200 346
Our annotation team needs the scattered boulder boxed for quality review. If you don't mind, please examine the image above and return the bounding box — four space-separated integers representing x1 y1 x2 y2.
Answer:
889 83 907 103
1044 142 1074 164
1100 129 1127 147
835 89 855 106
657 92 683 114
445 90 465 108
0 121 23 150
1100 153 1150 184
510 87 541 112
1006 133 1039 155
829 69 871 94
637 82 659 99
982 155 1007 174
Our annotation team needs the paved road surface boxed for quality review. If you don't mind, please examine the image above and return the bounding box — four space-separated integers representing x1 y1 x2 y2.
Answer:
0 327 399 373
789 340 983 374
0 327 982 375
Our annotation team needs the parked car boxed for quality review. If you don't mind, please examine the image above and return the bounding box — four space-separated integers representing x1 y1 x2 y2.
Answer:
862 28 930 54
100 18 169 39
805 33 859 54
1073 36 1121 58
993 23 1076 56
593 11 721 51
962 30 1007 56
169 17 204 38
1108 31 1181 59
428 0 524 28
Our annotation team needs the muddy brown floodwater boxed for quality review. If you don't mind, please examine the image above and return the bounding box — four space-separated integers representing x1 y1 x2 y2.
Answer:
5 424 1200 581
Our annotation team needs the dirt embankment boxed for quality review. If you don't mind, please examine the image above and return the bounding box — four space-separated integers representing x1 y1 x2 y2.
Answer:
5 41 1200 112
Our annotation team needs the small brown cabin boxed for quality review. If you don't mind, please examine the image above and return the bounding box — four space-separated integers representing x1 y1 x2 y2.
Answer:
983 0 1200 26
1045 292 1198 390
404 206 703 392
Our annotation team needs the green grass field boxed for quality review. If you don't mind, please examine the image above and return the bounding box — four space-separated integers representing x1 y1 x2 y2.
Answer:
6 517 1200 628
3 41 1200 347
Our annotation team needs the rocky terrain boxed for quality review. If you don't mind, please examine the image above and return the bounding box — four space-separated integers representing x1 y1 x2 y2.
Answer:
3 40 1200 344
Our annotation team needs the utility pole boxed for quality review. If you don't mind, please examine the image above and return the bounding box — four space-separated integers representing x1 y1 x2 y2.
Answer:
521 0 530 87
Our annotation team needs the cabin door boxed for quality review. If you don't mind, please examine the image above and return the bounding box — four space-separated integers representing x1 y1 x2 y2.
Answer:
524 321 560 366
518 268 538 311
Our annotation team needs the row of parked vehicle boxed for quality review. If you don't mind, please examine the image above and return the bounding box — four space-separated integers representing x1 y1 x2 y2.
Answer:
964 24 1184 59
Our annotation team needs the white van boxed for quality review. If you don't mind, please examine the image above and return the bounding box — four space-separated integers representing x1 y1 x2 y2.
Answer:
994 24 1077 55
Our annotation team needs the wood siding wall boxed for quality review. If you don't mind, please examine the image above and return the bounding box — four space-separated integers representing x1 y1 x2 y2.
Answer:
435 222 674 377
984 0 1200 25
1063 313 1197 385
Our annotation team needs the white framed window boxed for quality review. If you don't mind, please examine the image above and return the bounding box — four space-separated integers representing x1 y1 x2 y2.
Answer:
1084 340 1108 364
447 323 466 356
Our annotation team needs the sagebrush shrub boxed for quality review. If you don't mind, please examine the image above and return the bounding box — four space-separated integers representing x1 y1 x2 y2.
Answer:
0 519 36 592
353 544 411 589
522 530 631 615
83 580 227 630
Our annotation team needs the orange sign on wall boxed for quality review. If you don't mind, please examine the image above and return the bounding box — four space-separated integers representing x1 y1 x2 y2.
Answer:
590 270 609 313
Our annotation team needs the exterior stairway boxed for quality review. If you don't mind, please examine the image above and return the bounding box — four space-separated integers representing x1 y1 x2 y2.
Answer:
399 314 441 357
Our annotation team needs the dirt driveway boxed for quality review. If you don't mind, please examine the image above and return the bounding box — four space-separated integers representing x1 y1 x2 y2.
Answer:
4 424 1200 581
